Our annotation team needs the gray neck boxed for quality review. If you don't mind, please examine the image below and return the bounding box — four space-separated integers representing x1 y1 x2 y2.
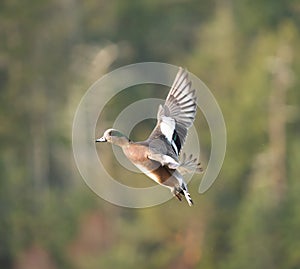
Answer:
111 136 130 147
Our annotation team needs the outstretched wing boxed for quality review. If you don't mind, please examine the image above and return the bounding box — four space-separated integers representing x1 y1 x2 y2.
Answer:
148 67 197 157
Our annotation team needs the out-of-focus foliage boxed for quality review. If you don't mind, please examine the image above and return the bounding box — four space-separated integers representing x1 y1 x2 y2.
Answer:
0 0 299 268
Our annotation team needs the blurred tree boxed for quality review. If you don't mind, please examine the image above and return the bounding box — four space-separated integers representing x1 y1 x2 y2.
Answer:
0 0 300 268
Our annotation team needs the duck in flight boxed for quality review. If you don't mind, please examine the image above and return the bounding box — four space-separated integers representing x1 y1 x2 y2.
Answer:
96 68 203 206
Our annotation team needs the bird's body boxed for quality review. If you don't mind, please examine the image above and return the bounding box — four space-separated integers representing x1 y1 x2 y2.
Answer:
122 141 180 188
96 68 203 206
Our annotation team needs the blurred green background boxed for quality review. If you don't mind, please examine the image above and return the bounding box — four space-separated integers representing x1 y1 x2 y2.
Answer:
1 0 300 268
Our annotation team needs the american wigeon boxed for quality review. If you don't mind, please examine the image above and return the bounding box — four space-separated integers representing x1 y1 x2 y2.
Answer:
96 68 203 206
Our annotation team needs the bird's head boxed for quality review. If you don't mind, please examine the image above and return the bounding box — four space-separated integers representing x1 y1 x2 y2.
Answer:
95 128 130 147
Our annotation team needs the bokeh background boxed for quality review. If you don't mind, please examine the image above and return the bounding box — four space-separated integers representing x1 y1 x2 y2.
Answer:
1 0 300 268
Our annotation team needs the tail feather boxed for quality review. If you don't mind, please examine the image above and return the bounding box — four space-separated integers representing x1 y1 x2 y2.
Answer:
171 170 194 206
177 153 203 175
183 189 193 206
181 182 193 206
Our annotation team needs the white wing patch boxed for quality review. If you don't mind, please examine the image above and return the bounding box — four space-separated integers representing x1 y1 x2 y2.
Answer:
160 116 175 143
148 153 179 169
171 140 179 155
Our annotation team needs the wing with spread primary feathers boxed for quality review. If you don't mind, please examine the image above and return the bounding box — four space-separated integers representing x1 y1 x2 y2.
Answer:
148 68 197 157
